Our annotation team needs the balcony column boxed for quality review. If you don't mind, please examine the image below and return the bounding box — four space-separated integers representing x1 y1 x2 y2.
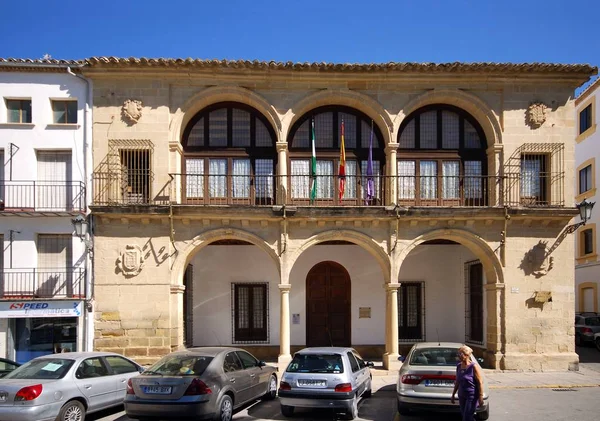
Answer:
386 142 399 205
383 282 401 370
169 141 184 203
276 142 288 205
488 144 503 206
278 283 292 367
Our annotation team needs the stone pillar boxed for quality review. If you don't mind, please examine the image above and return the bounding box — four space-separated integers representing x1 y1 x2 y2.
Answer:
278 284 292 366
383 282 401 370
484 282 505 369
488 144 503 206
169 141 184 203
169 284 186 352
276 142 288 205
386 142 399 205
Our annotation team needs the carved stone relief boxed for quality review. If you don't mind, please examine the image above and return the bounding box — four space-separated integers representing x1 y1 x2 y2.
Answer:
520 240 554 278
122 99 143 124
116 244 145 277
526 102 548 128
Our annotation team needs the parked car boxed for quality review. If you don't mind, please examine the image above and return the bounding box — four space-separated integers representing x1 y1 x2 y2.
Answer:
0 358 20 378
278 347 374 420
595 332 600 352
0 351 143 421
396 342 490 420
125 347 277 421
575 312 600 346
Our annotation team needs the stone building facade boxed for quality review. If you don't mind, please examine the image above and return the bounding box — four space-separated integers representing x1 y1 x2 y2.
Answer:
83 58 596 371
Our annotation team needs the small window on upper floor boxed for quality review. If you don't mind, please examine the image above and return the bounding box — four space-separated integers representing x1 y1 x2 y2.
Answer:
579 164 593 195
582 228 594 256
580 104 593 135
6 99 32 123
52 100 77 124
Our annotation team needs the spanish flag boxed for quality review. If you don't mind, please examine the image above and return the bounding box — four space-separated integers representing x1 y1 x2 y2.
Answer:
339 119 346 201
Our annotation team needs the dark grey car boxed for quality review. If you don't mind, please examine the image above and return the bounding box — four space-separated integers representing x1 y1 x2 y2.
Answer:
124 347 278 421
575 313 600 346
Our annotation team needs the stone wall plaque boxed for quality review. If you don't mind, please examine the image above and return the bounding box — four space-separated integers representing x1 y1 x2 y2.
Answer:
359 307 371 318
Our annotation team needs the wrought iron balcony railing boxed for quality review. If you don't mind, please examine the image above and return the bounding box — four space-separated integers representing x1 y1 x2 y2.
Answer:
91 171 565 208
0 181 85 212
0 268 86 300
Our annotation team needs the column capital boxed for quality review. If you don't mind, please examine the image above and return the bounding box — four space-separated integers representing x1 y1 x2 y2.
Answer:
170 284 186 294
484 283 505 291
168 141 184 153
385 282 401 291
276 142 288 153
385 143 399 154
278 284 292 292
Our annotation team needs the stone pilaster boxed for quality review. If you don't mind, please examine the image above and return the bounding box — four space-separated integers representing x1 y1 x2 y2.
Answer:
278 283 292 367
383 282 401 370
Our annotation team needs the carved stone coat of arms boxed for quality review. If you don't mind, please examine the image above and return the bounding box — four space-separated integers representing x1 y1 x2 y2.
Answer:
117 244 145 277
526 102 548 128
122 99 143 124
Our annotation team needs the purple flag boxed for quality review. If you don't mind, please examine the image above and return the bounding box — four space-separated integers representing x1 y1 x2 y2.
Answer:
366 122 375 204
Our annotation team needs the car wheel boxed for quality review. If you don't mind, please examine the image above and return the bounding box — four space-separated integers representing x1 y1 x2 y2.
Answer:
345 395 358 420
213 394 233 421
476 404 490 420
575 334 582 347
263 374 277 400
595 337 600 352
281 404 295 417
398 401 411 416
57 400 86 421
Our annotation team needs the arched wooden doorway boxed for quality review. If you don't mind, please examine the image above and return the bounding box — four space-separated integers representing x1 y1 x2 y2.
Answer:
306 261 351 347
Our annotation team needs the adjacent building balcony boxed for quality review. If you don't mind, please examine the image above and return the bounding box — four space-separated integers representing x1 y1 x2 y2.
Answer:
0 181 86 215
91 170 565 209
0 268 86 300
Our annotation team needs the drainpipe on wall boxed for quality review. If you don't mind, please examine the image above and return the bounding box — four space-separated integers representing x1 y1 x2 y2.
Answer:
67 66 94 352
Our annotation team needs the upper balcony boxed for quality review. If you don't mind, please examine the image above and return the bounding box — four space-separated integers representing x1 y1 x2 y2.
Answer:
0 181 85 216
0 268 86 300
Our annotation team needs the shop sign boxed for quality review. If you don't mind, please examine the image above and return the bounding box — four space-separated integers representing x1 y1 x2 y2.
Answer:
0 301 82 318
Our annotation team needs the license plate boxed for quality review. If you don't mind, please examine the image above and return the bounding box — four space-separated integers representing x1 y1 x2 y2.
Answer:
142 385 172 394
298 379 326 387
424 379 454 387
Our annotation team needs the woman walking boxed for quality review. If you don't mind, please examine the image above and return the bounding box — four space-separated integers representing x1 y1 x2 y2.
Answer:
451 345 484 421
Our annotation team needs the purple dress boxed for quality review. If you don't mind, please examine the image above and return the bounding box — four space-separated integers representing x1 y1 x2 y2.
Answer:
456 362 479 421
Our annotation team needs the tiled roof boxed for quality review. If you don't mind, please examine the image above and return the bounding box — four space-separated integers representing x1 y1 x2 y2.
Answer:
84 57 597 75
0 58 85 66
575 76 600 105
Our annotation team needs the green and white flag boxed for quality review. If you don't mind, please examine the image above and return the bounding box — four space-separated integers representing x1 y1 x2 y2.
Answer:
310 119 317 204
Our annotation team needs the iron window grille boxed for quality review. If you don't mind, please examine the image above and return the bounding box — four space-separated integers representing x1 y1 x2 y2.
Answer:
464 260 484 345
398 281 426 342
231 282 269 344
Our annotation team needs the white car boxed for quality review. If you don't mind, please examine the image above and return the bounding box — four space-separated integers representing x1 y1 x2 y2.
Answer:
396 342 490 420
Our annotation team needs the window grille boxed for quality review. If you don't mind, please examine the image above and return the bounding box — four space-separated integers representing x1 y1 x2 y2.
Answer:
231 282 269 344
398 282 425 342
464 260 484 345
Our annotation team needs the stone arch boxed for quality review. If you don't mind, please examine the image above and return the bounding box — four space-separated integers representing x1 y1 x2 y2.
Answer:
284 89 393 146
288 229 391 283
171 228 280 286
169 86 282 143
397 228 503 285
394 89 502 148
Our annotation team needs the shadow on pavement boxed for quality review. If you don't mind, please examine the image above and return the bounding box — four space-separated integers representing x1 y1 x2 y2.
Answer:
576 345 600 364
88 404 128 421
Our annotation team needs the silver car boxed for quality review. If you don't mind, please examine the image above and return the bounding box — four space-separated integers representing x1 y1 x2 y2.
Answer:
278 347 374 420
125 347 278 421
396 342 490 420
0 351 143 421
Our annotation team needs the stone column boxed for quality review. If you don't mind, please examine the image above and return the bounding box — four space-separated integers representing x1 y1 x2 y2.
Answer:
278 284 292 366
383 282 401 370
169 284 186 353
276 142 288 205
484 282 505 369
386 142 399 205
168 141 184 203
488 144 503 206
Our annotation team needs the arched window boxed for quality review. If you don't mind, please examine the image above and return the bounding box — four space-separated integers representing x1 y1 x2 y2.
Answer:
287 106 385 205
181 102 277 205
397 105 488 206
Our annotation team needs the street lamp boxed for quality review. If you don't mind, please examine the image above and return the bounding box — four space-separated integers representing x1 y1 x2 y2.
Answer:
72 214 93 253
567 198 596 234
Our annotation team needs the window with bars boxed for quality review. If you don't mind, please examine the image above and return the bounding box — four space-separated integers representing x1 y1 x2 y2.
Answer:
465 261 484 344
6 99 32 123
232 283 268 343
520 154 548 205
51 100 77 124
183 264 194 347
398 282 424 341
120 149 151 203
288 106 384 204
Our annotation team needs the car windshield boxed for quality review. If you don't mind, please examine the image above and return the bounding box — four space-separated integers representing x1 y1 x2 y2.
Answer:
142 354 213 376
409 348 460 366
286 353 344 373
585 317 600 326
3 358 74 380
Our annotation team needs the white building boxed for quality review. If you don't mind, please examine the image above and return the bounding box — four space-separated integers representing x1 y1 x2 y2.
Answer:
575 77 600 317
0 59 93 363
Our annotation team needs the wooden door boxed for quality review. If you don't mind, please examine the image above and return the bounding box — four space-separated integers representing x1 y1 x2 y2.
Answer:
306 261 351 347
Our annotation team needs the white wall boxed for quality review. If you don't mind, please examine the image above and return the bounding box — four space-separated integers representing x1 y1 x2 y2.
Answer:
190 243 481 347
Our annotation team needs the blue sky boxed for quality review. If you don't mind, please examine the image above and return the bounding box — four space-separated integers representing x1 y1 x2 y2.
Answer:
1 0 598 69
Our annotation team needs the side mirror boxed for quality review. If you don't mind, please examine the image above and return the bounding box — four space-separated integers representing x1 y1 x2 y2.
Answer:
398 355 405 362
258 360 266 367
138 366 146 373
477 358 484 365
366 361 375 367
